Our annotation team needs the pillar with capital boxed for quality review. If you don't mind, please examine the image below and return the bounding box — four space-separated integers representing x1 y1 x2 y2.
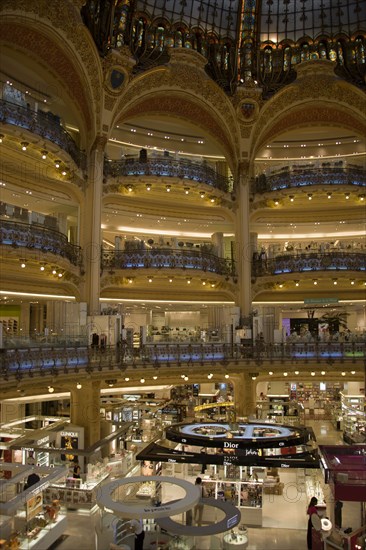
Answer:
70 380 101 448
79 135 107 315
231 372 256 418
235 161 252 319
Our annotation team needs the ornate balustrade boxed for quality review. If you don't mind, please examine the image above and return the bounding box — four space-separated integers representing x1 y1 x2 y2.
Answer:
252 166 366 193
102 248 237 276
1 342 364 383
0 99 85 168
252 252 366 277
104 157 232 192
0 220 81 266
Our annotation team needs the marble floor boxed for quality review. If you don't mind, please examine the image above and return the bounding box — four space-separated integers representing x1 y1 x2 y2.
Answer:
50 420 347 550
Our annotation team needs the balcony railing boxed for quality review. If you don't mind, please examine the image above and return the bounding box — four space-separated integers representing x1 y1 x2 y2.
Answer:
104 157 232 192
101 248 236 277
1 342 364 382
0 220 82 266
252 252 366 277
252 166 366 193
0 99 85 169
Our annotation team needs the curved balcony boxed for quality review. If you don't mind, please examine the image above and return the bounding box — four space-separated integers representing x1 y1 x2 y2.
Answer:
252 251 366 277
104 157 232 192
0 342 364 384
0 99 85 169
101 248 236 277
0 220 81 266
252 165 366 193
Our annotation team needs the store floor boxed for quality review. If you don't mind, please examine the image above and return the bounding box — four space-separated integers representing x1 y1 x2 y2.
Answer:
50 420 345 550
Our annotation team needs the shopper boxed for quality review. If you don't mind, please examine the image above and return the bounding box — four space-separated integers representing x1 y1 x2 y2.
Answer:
307 496 319 549
194 477 205 526
128 518 145 550
72 459 81 479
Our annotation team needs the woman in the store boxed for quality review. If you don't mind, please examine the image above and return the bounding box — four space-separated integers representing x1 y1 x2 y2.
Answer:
307 496 319 549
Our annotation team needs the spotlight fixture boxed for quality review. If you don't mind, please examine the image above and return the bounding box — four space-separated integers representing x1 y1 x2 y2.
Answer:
166 184 171 192
124 377 130 382
283 372 288 377
127 277 133 284
294 370 299 375
350 280 355 285
146 184 151 191
311 371 315 376
61 169 67 176
41 150 48 159
20 260 26 268
307 193 313 200
21 141 28 151
345 193 350 199
210 197 215 203
202 280 207 286
127 184 133 192
184 187 190 194
359 194 365 201
40 264 45 271
0 134 3 143
76 382 82 389
186 278 192 284
58 272 63 278
313 279 318 285
168 277 173 283
269 371 273 375
184 376 189 381
289 195 294 202
52 267 57 275
351 370 356 375
210 282 216 288
48 386 55 393
274 199 279 205
54 160 61 168
333 279 338 285
341 372 346 376
294 280 299 286
225 374 229 379
148 277 153 283
200 191 205 199
140 378 145 383
153 375 158 380
321 371 326 375
327 192 332 199
278 283 283 288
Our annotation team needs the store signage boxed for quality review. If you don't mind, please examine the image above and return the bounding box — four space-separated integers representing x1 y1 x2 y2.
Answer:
227 514 239 529
36 436 49 445
60 431 78 437
224 442 239 449
26 493 43 521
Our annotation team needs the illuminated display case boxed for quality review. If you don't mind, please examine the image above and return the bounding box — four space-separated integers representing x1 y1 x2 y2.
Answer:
341 393 366 444
202 479 262 526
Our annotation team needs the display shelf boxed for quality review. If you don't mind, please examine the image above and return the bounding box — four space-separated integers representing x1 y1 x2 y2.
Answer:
43 472 110 509
19 514 67 550
341 393 366 444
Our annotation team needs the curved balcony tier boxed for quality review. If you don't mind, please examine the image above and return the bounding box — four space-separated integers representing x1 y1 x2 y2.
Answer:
252 166 366 194
104 157 232 192
252 252 366 277
101 248 236 277
0 342 364 387
0 220 81 266
0 99 85 169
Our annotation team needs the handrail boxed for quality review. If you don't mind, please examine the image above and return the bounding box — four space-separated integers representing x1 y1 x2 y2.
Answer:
252 252 366 277
0 219 82 266
101 248 237 277
0 99 85 169
252 166 366 193
0 342 364 382
104 157 232 192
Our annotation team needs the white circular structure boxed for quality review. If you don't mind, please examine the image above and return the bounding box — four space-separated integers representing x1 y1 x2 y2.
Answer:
96 476 200 519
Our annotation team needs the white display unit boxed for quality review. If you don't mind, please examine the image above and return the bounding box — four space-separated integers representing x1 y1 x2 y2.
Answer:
19 515 67 550
201 479 263 526
341 393 366 444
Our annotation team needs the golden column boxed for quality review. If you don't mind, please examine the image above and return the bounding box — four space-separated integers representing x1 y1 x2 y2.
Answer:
70 380 101 447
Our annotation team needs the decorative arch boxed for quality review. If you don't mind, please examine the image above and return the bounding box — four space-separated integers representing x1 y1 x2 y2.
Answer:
0 0 103 143
110 65 239 169
250 64 366 160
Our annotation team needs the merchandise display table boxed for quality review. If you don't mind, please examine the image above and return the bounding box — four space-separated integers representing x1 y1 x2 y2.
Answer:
19 514 67 550
223 532 248 550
